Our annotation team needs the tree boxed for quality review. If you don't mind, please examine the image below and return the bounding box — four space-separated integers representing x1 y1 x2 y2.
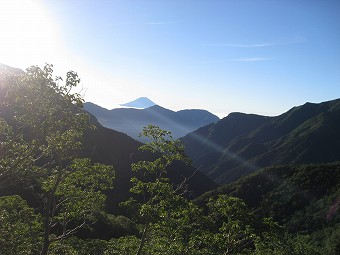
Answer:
254 217 320 255
120 126 259 255
0 117 37 188
196 195 256 255
0 64 115 255
0 195 42 255
39 158 114 255
105 236 140 255
122 125 195 255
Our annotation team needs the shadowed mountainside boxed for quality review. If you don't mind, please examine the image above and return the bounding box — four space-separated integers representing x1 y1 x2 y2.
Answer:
182 99 340 185
195 161 340 249
81 117 218 212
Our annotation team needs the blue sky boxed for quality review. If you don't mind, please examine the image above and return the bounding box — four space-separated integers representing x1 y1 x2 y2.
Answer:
1 0 339 117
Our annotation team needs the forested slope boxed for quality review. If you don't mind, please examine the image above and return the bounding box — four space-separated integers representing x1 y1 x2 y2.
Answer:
182 99 340 184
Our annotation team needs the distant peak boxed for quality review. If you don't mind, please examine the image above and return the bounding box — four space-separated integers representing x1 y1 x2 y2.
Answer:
120 97 156 109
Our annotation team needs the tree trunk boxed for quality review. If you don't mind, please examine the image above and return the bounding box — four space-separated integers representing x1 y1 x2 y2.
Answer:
40 238 50 255
40 199 51 255
136 222 149 255
40 166 62 255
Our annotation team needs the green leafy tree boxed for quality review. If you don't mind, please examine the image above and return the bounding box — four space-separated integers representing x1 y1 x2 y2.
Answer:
38 158 114 255
105 236 140 255
0 64 85 188
0 118 37 188
0 195 42 255
120 126 261 255
139 191 203 255
0 64 115 255
122 125 195 255
254 218 320 255
200 195 256 254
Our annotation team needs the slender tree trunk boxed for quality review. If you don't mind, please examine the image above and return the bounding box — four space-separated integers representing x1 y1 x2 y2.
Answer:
136 222 149 255
40 196 51 255
40 167 62 255
40 237 50 255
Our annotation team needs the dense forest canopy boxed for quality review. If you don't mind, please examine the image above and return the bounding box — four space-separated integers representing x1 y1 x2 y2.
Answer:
0 64 339 254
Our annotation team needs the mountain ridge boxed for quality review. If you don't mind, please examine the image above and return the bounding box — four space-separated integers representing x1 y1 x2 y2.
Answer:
84 102 220 142
182 98 340 185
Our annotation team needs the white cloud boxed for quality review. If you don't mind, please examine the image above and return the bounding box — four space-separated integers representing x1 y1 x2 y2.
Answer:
107 21 180 27
204 36 306 48
196 57 272 64
145 21 180 25
206 43 275 48
231 57 272 62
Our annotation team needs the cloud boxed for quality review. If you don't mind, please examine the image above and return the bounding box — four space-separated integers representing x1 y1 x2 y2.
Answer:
197 57 272 64
206 43 275 48
231 57 272 62
145 21 180 25
204 36 306 48
107 21 180 27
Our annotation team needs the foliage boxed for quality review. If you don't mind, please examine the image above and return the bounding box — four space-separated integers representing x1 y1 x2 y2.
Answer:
0 195 42 255
121 126 265 255
49 237 108 255
204 195 255 254
0 64 115 255
196 162 340 254
121 125 194 254
253 217 321 255
105 236 140 255
0 118 37 188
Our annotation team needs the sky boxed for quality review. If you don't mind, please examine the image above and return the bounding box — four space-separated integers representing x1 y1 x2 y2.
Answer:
0 0 339 118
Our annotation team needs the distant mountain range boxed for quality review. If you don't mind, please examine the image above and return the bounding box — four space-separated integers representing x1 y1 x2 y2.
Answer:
181 99 340 185
84 102 220 142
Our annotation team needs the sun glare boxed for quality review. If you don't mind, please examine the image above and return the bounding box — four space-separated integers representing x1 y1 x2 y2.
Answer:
0 0 61 69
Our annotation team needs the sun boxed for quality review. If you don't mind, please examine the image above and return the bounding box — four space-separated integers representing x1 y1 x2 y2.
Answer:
0 0 60 69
